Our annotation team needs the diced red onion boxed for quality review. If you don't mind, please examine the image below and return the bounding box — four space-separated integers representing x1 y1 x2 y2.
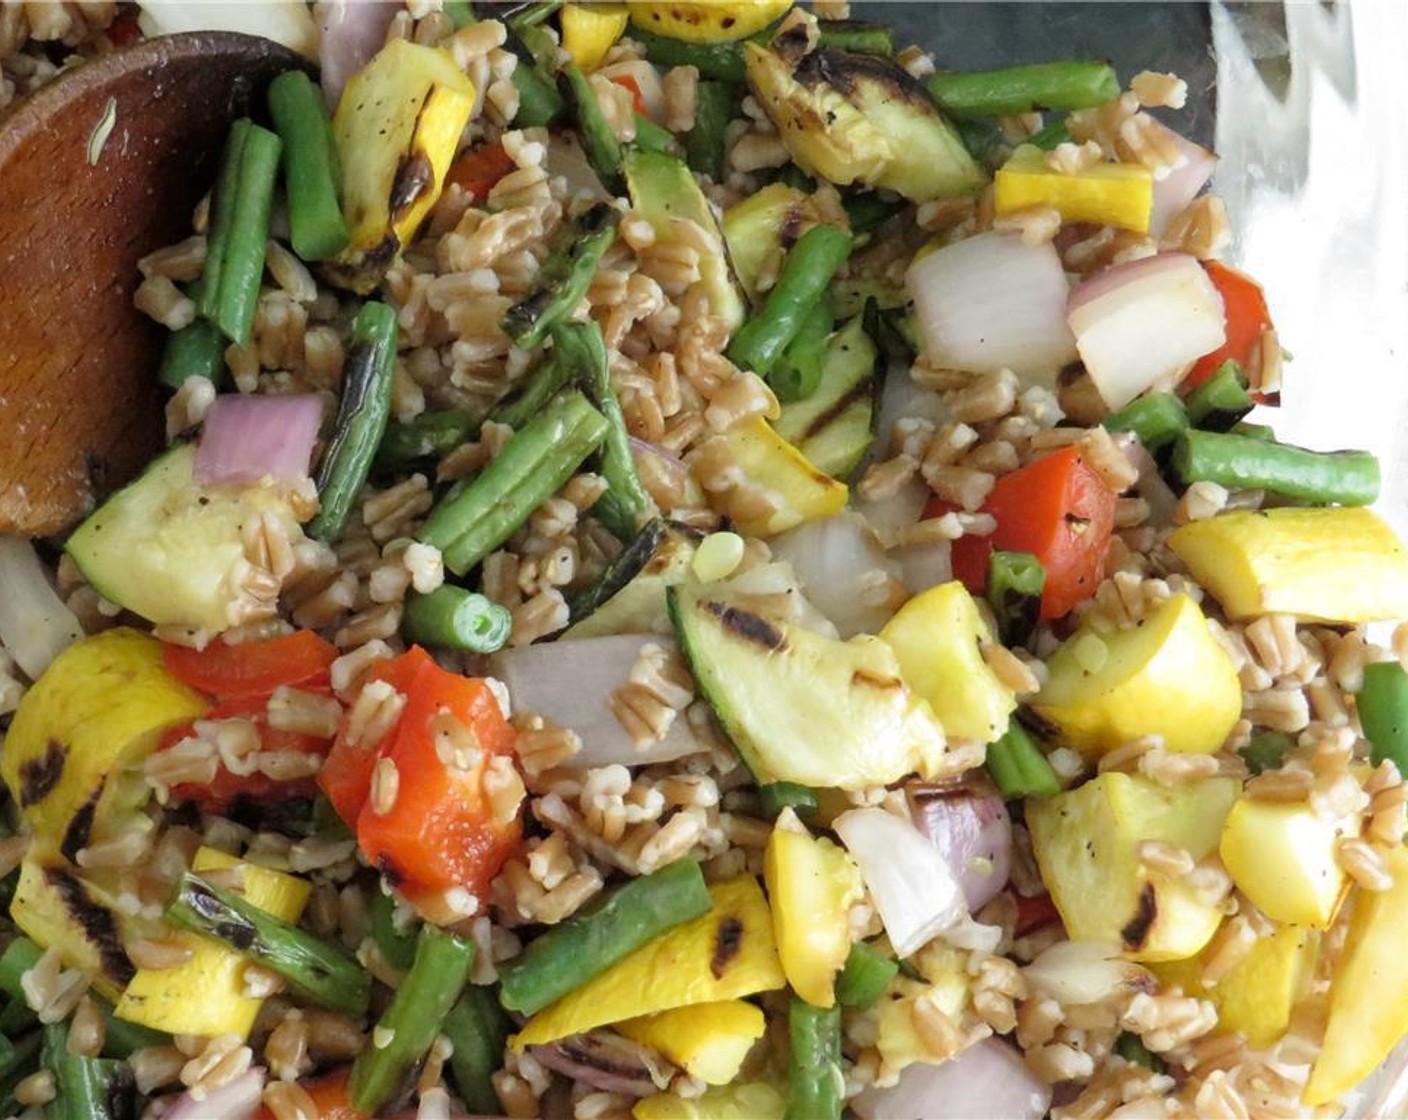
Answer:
598 59 667 123
769 514 905 638
529 1035 670 1097
0 536 83 681
195 393 323 488
137 1 318 57
316 0 400 107
906 232 1077 385
833 807 966 958
1147 121 1217 237
489 635 705 768
1067 253 1226 410
908 780 1012 912
161 1068 265 1120
1115 432 1179 525
851 1038 1051 1120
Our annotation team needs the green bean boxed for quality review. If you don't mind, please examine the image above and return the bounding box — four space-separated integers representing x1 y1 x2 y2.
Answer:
758 782 818 821
684 80 738 181
986 550 1045 648
368 887 418 974
1239 730 1294 776
1171 430 1380 507
0 938 40 1005
986 719 1060 798
629 27 748 83
166 872 371 1017
1028 120 1073 150
863 298 917 367
955 117 1002 162
842 191 902 234
512 60 566 127
1115 1031 1167 1073
157 317 226 390
492 354 570 430
835 941 899 1010
1103 391 1188 452
350 925 476 1115
1231 420 1276 441
502 203 620 350
267 69 349 261
402 585 513 653
420 391 609 576
444 985 511 1116
0 1032 40 1117
506 0 561 33
814 20 894 56
561 63 624 193
632 112 677 154
100 1008 167 1061
498 858 712 1015
43 1023 136 1120
375 408 482 473
1185 360 1252 431
768 292 833 403
1359 663 1408 772
928 60 1121 119
785 997 843 1120
728 224 853 378
199 118 281 345
554 320 655 540
309 301 399 543
444 0 476 28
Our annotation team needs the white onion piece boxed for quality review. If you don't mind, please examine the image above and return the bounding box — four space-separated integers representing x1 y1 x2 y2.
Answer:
834 808 966 958
597 59 667 124
0 536 83 681
909 782 1012 912
769 514 905 638
1022 939 1154 1006
162 1068 265 1120
196 393 323 487
906 232 1077 385
851 1038 1051 1120
489 635 704 768
546 134 612 202
138 1 317 57
1067 253 1226 409
888 534 952 597
1147 121 1217 237
316 0 400 107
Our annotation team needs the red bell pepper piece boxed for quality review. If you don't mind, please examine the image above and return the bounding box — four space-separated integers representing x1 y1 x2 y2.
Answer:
162 630 338 701
444 140 518 205
609 73 648 116
1184 261 1273 391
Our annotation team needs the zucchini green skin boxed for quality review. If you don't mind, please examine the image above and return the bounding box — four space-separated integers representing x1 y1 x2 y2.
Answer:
563 519 701 639
774 314 879 480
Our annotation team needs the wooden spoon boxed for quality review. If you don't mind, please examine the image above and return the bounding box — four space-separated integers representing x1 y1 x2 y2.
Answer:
0 32 308 538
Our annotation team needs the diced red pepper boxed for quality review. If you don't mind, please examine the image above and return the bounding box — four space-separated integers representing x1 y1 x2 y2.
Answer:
445 140 518 205
1183 261 1273 391
255 1070 365 1120
942 445 1117 620
609 73 648 116
162 631 338 701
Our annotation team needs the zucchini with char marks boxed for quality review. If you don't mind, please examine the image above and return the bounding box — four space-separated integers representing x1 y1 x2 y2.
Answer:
564 519 701 638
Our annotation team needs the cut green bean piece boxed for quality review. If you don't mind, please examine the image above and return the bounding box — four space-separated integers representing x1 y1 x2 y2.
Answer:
554 320 655 540
350 925 476 1115
1172 430 1380 507
498 858 712 1016
199 119 281 345
507 0 562 33
43 1023 136 1120
684 80 737 181
1359 662 1408 772
375 408 482 473
1028 120 1073 150
158 317 226 390
1185 360 1253 431
987 550 1045 648
100 1005 167 1060
502 203 620 350
512 59 566 127
1115 1030 1167 1073
786 997 843 1120
632 111 677 154
1239 730 1294 776
444 0 476 28
267 69 350 261
835 941 899 1010
444 985 511 1116
403 585 513 653
928 60 1121 119
0 1031 41 1117
986 719 1060 799
630 27 747 82
1230 420 1276 441
562 63 624 193
758 781 818 821
420 391 610 576
1103 392 1188 453
492 354 570 430
728 224 853 378
368 887 418 974
768 291 833 404
0 938 40 1004
842 191 902 234
310 301 399 542
166 872 371 1017
814 20 894 56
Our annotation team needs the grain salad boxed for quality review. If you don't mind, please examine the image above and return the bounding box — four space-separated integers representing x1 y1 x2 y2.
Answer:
2 3 1408 1119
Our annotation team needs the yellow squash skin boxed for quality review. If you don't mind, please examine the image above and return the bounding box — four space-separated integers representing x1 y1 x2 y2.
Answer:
617 1000 766 1084
995 144 1153 232
1304 846 1408 1105
763 825 862 1007
1168 507 1408 623
1 628 208 855
512 876 785 1048
713 418 848 536
562 3 630 71
880 581 1017 744
1219 799 1359 929
628 0 790 42
633 1081 787 1120
1032 594 1241 757
114 848 311 1038
1026 772 1238 962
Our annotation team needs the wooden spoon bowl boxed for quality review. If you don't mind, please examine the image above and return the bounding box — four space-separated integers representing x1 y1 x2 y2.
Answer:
0 32 307 537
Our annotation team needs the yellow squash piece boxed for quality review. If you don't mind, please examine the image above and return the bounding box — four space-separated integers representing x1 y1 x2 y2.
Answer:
617 1000 766 1084
873 966 969 1085
722 183 839 302
634 1081 787 1120
1305 846 1408 1105
628 0 790 42
764 825 863 1007
880 581 1017 744
1219 799 1359 929
114 848 311 1038
329 39 475 293
1152 924 1317 1049
711 417 848 536
513 876 785 1048
1032 594 1241 758
1168 507 1408 623
995 144 1153 233
1026 773 1239 962
2 628 207 855
562 3 629 71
